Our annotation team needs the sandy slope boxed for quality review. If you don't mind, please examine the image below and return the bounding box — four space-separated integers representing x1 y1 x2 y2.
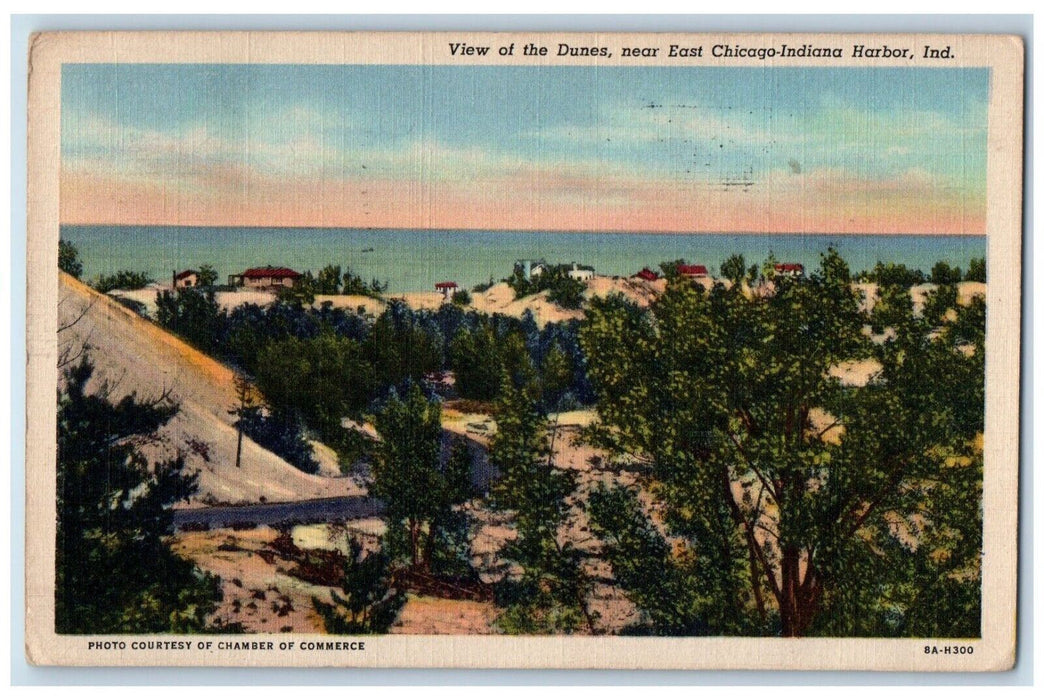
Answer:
58 273 363 506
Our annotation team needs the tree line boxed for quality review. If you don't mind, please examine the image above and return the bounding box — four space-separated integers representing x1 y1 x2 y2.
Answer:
154 287 591 472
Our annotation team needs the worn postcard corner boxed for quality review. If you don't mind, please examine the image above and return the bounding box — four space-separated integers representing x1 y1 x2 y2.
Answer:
25 30 1023 671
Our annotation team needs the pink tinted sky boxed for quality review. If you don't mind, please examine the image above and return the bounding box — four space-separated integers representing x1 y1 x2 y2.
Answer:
60 64 989 234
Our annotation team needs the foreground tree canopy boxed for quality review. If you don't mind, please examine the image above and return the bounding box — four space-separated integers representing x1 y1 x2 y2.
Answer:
56 357 223 633
581 249 984 637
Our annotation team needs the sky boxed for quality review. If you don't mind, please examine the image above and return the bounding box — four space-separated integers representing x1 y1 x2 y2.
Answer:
60 64 990 234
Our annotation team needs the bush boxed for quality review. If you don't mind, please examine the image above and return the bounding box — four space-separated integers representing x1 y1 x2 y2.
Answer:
312 539 405 633
236 408 320 474
861 262 926 287
93 270 152 293
451 289 472 306
930 261 963 285
114 296 149 318
59 239 83 278
965 257 986 283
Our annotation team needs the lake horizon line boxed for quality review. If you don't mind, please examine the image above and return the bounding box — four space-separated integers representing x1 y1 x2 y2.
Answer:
59 223 988 239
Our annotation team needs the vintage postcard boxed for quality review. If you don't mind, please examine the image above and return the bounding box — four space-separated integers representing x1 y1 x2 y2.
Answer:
25 31 1023 670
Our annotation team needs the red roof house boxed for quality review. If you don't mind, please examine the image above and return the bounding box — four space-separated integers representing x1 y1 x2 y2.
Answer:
635 268 659 282
435 281 459 299
773 263 805 277
677 264 709 278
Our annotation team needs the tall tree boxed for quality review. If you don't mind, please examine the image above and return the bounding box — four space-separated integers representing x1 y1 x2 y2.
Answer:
489 377 595 633
229 372 256 468
371 384 467 571
581 250 983 637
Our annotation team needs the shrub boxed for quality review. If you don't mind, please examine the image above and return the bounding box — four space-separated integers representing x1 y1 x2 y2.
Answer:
58 239 83 278
93 270 152 293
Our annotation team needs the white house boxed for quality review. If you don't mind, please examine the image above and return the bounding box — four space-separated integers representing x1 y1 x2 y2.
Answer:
435 281 459 300
567 263 594 281
228 266 302 289
173 269 199 288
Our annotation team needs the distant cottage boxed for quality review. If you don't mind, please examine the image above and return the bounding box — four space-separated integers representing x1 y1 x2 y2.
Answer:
566 263 594 281
635 267 659 282
774 263 805 278
514 259 548 282
173 269 199 288
677 264 709 279
228 266 302 289
435 281 459 300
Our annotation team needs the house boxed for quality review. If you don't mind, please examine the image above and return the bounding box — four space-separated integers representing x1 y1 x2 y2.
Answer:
635 267 659 282
173 269 199 288
677 264 709 279
435 281 459 300
228 266 302 289
774 262 805 278
566 263 594 282
514 258 548 282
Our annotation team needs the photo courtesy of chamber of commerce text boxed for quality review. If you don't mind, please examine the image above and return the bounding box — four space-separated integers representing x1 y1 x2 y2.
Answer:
24 31 1024 671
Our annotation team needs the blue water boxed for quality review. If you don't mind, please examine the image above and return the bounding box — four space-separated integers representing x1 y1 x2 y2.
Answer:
60 226 987 294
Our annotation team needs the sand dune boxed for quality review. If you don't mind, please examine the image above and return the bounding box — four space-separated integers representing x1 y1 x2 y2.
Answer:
58 273 363 506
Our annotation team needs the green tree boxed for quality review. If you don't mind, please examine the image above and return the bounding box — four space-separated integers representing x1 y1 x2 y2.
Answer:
922 284 959 325
546 274 586 309
450 322 535 402
580 250 983 637
196 264 218 287
505 264 587 309
371 384 471 574
316 264 343 295
870 283 915 335
965 257 986 283
94 270 153 293
720 254 747 286
365 303 442 389
539 343 573 410
56 357 222 633
450 324 501 401
862 261 926 287
930 261 963 285
658 258 688 281
444 437 475 505
156 287 224 353
588 486 712 634
58 239 83 279
489 378 595 633
312 538 405 633
254 333 374 438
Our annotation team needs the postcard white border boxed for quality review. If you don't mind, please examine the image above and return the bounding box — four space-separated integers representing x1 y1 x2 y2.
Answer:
23 29 1024 671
